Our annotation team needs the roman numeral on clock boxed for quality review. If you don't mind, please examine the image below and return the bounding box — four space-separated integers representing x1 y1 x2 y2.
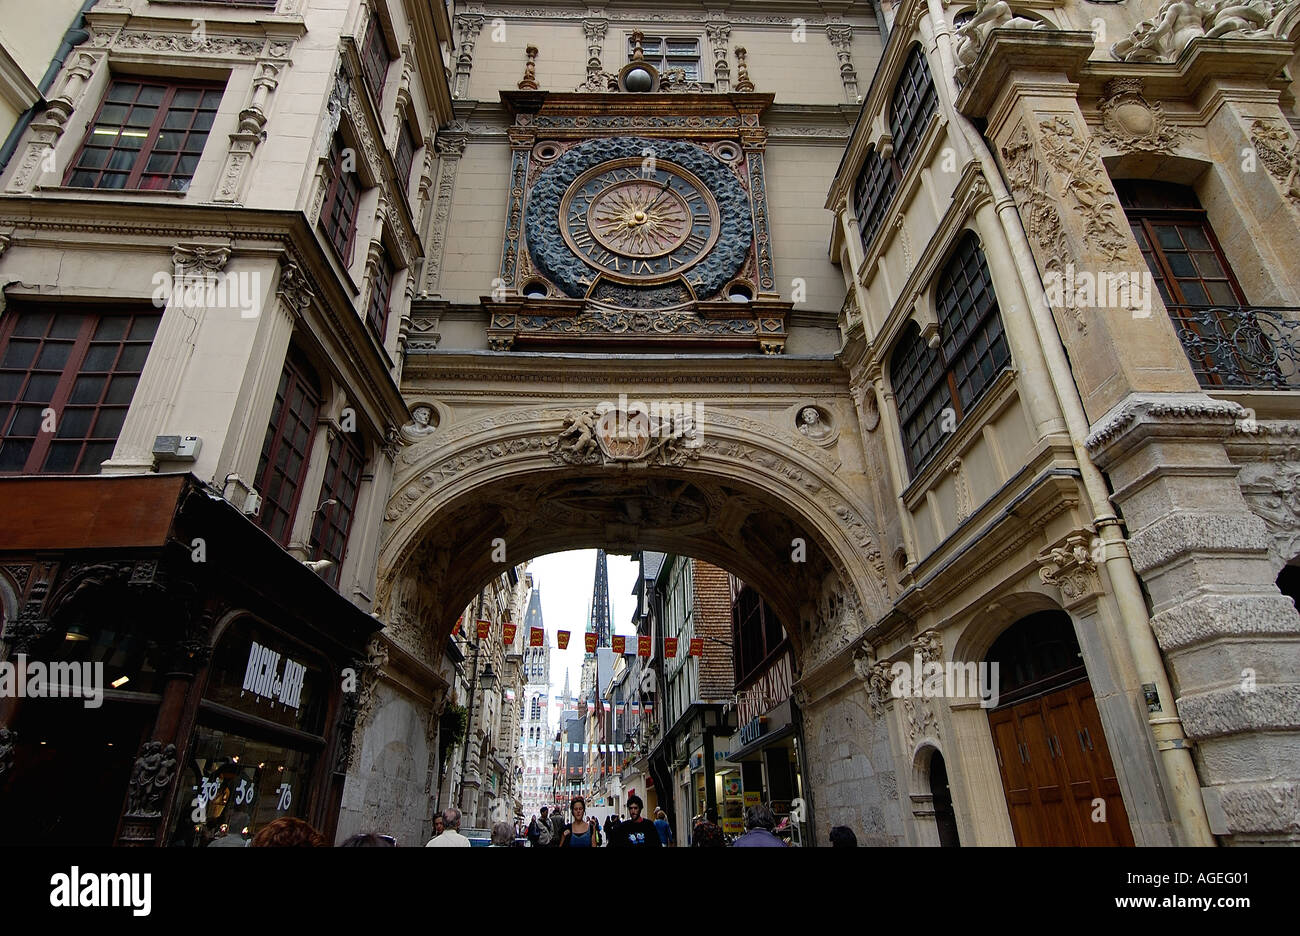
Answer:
683 232 709 255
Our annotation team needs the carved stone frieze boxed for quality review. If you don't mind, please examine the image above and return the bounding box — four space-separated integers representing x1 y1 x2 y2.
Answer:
113 31 266 57
549 406 701 468
1237 458 1300 569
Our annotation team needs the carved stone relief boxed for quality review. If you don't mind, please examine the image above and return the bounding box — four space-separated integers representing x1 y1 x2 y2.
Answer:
1096 78 1186 154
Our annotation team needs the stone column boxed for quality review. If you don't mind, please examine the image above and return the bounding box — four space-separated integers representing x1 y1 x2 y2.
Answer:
1087 396 1300 844
583 19 607 84
102 246 231 475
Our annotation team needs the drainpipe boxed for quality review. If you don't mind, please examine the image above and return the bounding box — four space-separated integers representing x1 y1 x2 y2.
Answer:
921 0 1214 846
0 0 97 174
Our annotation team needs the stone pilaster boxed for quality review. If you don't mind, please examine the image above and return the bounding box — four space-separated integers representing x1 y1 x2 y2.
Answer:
102 245 231 474
826 25 859 104
7 50 99 194
420 133 467 299
453 15 485 100
583 19 607 84
1087 393 1300 844
706 23 731 92
213 60 284 204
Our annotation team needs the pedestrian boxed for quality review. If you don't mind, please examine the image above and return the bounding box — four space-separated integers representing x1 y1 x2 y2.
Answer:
691 807 725 847
339 832 395 847
425 807 471 847
610 794 662 847
829 825 858 847
489 822 514 847
559 796 597 848
603 813 617 844
548 804 566 846
731 803 785 847
653 807 674 847
432 813 445 839
249 816 326 847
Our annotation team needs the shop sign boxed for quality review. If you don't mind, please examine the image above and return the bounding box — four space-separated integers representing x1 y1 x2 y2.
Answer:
743 791 761 807
739 716 767 747
735 652 793 724
242 641 306 711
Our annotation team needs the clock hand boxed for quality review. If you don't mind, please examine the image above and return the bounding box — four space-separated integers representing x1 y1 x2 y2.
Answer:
642 177 675 216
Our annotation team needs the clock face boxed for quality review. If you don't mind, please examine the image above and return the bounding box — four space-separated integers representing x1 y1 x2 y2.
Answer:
560 158 720 285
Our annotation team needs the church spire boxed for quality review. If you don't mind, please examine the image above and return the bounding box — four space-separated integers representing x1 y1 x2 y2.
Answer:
588 548 611 647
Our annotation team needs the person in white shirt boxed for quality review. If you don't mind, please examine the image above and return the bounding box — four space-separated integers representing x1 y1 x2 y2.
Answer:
426 807 471 847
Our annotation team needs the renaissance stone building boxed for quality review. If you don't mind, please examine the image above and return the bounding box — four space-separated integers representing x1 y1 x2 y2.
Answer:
0 0 1297 847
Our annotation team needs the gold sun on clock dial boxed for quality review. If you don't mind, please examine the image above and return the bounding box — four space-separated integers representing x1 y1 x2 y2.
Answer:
560 158 721 285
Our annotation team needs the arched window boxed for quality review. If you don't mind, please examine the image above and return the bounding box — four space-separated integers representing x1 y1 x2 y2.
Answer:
890 233 1010 473
852 44 938 256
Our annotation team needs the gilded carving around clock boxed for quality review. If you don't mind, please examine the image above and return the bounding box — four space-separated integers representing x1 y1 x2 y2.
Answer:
525 137 752 301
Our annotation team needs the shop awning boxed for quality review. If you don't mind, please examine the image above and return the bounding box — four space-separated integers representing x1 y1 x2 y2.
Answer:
723 722 796 763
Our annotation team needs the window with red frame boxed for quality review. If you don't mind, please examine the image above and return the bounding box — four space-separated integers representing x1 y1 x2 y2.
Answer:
254 352 322 546
366 248 394 340
320 132 363 262
361 17 394 104
0 307 158 474
66 81 223 192
394 120 417 194
309 429 365 588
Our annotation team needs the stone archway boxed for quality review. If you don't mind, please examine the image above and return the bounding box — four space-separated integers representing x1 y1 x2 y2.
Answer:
377 399 892 671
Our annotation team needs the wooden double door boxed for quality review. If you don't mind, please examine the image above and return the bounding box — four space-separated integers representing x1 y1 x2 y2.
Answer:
987 680 1134 846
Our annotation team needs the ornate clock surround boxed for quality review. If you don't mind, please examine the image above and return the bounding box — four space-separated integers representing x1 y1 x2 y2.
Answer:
489 90 790 354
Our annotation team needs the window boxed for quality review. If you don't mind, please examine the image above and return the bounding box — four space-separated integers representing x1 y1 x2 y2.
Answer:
309 429 364 587
366 247 395 339
66 81 222 192
0 307 158 474
360 16 394 104
320 133 363 263
732 584 785 687
632 36 702 80
890 45 938 171
852 45 938 256
1118 181 1262 387
394 120 417 194
254 351 322 545
891 233 1010 473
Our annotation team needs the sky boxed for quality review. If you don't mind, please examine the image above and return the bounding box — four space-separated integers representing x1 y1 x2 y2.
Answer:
527 550 639 713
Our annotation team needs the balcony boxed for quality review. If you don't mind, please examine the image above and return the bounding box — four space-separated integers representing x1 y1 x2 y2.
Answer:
1167 304 1300 390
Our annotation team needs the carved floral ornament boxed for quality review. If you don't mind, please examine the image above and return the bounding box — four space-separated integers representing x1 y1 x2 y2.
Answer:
1111 0 1293 63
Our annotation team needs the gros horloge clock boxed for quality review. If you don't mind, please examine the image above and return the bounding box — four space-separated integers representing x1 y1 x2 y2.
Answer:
524 136 753 304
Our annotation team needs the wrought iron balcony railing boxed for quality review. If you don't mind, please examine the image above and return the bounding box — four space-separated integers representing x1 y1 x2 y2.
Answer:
1165 304 1300 390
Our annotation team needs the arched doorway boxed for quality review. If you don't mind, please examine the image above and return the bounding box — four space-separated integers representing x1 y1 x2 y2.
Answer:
984 610 1134 846
930 749 960 847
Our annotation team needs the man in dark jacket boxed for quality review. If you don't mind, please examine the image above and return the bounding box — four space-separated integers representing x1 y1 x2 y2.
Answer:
731 804 785 847
610 795 662 847
548 806 566 846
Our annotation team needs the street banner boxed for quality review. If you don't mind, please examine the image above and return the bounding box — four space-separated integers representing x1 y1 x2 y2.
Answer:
611 635 625 654
689 637 704 657
452 617 462 636
602 699 611 712
587 701 595 715
529 626 544 647
631 702 640 716
476 619 491 640
503 623 517 645
664 637 678 658
585 632 598 652
558 630 570 649
645 703 654 716
637 635 651 657
616 701 626 716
